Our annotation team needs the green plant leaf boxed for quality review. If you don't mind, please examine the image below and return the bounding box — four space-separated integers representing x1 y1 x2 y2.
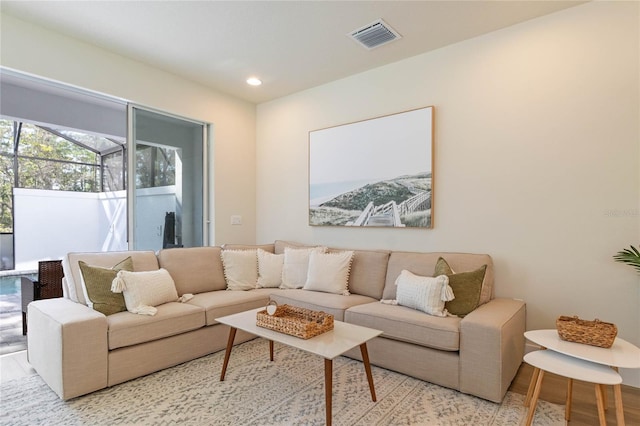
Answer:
613 245 640 274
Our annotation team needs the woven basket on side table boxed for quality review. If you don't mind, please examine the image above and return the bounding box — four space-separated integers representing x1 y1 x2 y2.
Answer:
556 315 618 348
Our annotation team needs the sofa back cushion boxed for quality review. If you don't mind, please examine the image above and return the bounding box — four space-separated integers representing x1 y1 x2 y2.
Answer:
337 249 390 300
276 241 390 299
222 243 275 253
274 240 310 254
63 251 159 305
157 246 226 295
382 252 494 306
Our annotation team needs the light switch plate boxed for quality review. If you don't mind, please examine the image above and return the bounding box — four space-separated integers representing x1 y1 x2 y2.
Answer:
231 215 242 225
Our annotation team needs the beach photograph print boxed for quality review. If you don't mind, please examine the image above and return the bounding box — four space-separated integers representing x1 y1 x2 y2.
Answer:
309 106 433 228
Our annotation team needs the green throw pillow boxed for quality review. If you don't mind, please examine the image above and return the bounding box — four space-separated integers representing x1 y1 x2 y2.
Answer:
434 257 486 318
79 257 134 315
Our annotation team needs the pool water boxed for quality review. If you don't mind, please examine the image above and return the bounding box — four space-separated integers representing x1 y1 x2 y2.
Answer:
0 274 37 296
0 274 37 315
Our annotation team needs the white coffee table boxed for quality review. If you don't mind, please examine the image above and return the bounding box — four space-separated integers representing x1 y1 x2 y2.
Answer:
524 329 640 426
216 307 383 426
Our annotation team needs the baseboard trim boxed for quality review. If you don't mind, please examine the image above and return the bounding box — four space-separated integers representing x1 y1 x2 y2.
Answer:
524 342 541 355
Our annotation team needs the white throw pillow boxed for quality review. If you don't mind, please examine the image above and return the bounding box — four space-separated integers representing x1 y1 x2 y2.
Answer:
111 269 179 315
395 270 454 317
280 246 327 289
303 250 354 296
221 249 258 291
257 249 284 288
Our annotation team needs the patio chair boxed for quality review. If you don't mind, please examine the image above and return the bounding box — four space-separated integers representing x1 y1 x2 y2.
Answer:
21 259 64 335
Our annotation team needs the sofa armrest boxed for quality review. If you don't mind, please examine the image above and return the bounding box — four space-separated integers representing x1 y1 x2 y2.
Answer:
459 298 526 402
27 298 108 400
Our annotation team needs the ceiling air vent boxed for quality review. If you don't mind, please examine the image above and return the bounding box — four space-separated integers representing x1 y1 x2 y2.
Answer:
348 19 402 50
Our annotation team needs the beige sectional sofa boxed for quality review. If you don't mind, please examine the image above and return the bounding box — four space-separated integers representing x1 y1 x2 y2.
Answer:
27 240 525 403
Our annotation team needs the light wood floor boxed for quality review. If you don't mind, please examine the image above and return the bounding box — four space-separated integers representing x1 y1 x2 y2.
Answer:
509 362 640 426
2 350 639 425
0 350 35 384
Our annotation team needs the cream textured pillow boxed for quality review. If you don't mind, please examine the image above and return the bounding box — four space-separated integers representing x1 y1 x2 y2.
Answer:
303 250 354 295
111 268 179 315
395 270 454 317
280 246 327 289
257 249 284 288
221 249 258 291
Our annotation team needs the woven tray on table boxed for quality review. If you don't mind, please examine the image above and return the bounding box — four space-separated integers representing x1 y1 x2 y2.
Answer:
256 304 334 339
556 315 618 348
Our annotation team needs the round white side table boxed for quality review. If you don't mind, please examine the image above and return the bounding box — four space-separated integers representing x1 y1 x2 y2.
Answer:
523 350 622 426
524 329 640 426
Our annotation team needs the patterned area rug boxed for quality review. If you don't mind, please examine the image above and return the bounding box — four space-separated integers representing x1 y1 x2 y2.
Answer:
1 338 564 425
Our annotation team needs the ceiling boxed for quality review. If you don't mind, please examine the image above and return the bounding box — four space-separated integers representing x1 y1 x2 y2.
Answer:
1 1 586 104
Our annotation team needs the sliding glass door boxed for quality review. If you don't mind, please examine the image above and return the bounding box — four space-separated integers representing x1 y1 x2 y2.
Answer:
128 106 208 250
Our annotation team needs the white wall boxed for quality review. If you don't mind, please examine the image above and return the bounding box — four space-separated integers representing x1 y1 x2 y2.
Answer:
256 2 640 386
13 188 181 269
13 189 128 270
0 13 257 246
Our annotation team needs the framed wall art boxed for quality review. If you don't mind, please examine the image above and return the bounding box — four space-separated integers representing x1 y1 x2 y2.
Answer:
309 106 434 228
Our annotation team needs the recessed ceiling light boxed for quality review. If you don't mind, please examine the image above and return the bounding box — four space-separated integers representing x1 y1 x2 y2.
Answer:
246 77 262 86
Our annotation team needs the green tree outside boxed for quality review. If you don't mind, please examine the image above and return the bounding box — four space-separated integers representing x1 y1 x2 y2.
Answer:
0 120 100 232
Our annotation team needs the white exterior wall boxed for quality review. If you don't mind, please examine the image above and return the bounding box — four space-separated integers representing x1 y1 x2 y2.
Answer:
13 189 125 269
13 188 179 269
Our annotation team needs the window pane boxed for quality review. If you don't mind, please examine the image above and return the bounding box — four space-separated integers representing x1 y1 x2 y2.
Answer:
154 147 176 187
51 127 124 154
0 120 14 154
17 123 97 165
134 145 176 189
0 154 13 232
103 150 124 191
131 107 204 250
18 157 98 192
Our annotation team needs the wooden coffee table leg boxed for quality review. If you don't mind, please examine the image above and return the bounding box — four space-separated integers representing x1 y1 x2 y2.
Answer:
325 358 333 426
220 327 237 381
269 340 274 361
360 343 377 401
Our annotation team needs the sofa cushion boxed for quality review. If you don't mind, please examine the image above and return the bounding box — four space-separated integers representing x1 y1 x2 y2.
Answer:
157 247 226 295
63 251 159 305
339 249 390 300
435 257 487 317
107 302 205 350
276 241 390 299
345 302 462 351
222 243 274 253
280 246 326 289
270 289 376 321
78 257 132 316
274 240 311 254
221 249 258 291
112 269 179 315
257 249 284 288
395 270 453 317
304 250 354 295
186 288 274 325
382 252 494 306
